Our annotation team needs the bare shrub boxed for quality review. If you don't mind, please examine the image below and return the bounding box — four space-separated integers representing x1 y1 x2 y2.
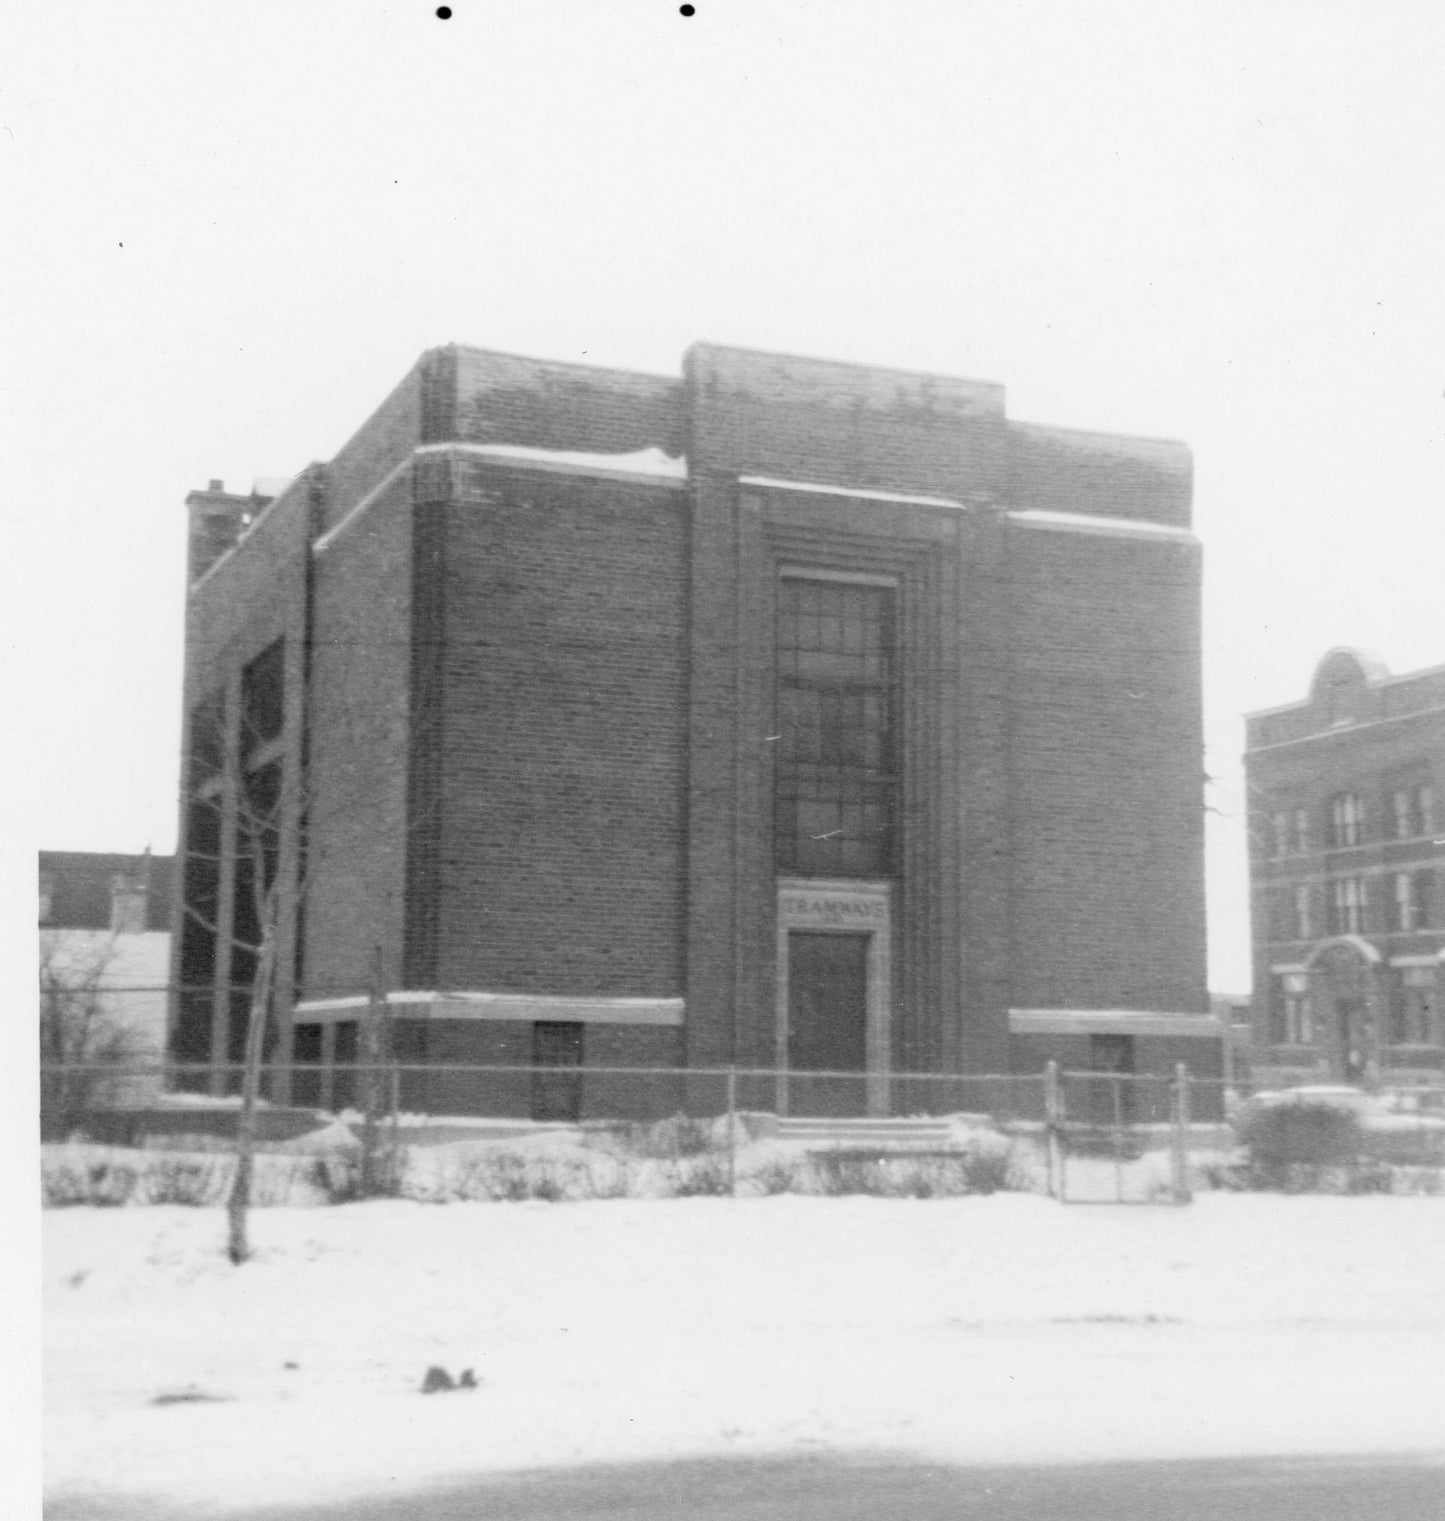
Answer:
42 1154 139 1207
743 1157 806 1196
39 935 152 1141
143 1155 226 1206
806 1146 1022 1198
428 1151 584 1203
307 1156 365 1204
1238 1103 1363 1191
665 1154 733 1197
1391 1167 1445 1196
612 1113 718 1160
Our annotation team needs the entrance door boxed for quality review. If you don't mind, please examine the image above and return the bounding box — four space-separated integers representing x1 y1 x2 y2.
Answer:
531 1021 584 1122
787 931 868 1116
1336 999 1365 1084
1089 1033 1135 1129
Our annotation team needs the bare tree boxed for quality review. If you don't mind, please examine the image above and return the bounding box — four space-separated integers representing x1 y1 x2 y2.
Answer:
39 933 151 1141
177 656 295 1263
180 639 398 1263
227 775 282 1264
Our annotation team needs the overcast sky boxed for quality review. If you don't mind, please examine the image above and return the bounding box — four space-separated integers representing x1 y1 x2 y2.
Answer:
8 0 1445 993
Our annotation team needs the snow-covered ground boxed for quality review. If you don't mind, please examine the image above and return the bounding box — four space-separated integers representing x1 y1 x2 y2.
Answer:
45 1195 1445 1514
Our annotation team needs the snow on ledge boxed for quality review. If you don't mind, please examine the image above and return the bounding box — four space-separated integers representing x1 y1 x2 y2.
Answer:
1008 509 1197 545
739 474 968 510
294 990 685 1026
1010 1008 1223 1038
416 441 687 484
314 443 686 556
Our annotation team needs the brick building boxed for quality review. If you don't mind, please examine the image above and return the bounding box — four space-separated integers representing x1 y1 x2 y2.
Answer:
170 342 1218 1118
1246 649 1445 1088
40 850 175 1109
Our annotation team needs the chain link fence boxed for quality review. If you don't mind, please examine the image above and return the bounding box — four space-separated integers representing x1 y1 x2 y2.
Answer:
37 954 1445 1209
42 1052 1445 1209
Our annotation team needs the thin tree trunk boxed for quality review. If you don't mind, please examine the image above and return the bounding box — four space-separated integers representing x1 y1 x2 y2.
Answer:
227 917 277 1265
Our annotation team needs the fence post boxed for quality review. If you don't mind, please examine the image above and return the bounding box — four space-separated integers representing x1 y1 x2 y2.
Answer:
1044 1060 1062 1200
360 947 384 1196
726 1066 738 1198
1172 1061 1193 1205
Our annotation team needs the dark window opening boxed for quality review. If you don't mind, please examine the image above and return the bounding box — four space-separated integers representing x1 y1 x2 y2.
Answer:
227 759 283 1097
1088 1034 1135 1126
242 760 283 892
188 692 227 786
241 639 285 758
532 1021 584 1122
292 1023 323 1107
775 577 898 878
333 1020 359 1111
172 794 223 1085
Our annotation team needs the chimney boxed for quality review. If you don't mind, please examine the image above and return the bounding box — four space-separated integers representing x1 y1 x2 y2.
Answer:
184 480 254 584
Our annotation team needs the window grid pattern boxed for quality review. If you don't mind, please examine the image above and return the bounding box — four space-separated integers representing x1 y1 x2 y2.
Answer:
1272 972 1314 1046
1330 876 1367 935
774 578 897 879
1294 884 1313 941
1329 791 1364 848
1391 783 1435 841
1390 967 1438 1046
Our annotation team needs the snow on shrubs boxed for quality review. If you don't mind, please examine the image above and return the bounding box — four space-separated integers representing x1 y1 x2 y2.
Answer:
42 1113 1032 1207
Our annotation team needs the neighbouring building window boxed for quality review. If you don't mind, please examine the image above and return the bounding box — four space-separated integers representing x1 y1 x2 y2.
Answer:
1389 967 1437 1046
1329 876 1367 935
1391 782 1435 841
1329 791 1364 848
1265 888 1290 942
1393 872 1421 932
1293 807 1310 855
1271 811 1290 859
1294 884 1314 942
1417 870 1437 929
775 576 898 878
1272 972 1314 1046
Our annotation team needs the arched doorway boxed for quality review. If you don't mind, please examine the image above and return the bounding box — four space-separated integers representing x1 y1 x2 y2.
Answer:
1304 936 1383 1086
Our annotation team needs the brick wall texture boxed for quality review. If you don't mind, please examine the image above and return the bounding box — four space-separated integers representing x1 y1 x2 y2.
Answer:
177 340 1212 1095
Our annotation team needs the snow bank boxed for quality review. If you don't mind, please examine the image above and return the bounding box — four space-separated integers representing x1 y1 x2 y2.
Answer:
45 1194 1445 1514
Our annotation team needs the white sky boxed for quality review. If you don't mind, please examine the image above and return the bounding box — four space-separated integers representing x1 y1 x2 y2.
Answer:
7 0 1445 994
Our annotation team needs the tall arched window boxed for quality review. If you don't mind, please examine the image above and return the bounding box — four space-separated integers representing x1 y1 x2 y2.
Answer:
1329 791 1364 848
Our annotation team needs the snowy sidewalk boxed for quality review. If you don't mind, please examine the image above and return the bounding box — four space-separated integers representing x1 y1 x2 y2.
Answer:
44 1194 1445 1514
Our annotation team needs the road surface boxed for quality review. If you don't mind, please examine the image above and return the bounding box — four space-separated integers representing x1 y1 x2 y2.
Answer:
47 1449 1445 1520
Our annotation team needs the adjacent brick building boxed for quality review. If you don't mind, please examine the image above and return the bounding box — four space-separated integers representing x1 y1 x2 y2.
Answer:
40 850 175 1112
170 342 1218 1118
1246 649 1445 1088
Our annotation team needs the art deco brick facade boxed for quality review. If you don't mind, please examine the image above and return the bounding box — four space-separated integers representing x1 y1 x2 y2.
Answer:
170 342 1217 1117
1246 649 1445 1087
